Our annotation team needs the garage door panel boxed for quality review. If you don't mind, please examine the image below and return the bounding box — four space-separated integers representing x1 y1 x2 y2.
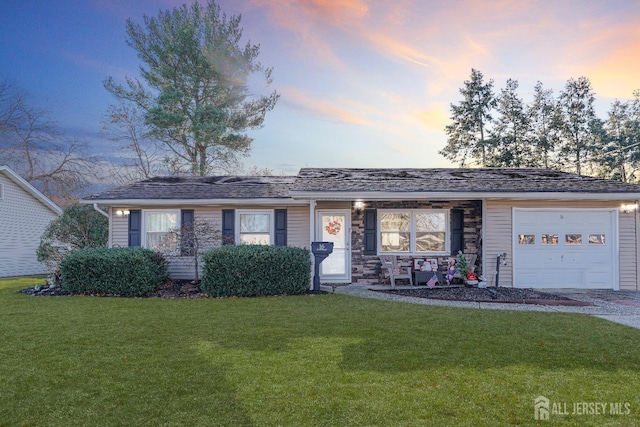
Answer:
513 209 616 289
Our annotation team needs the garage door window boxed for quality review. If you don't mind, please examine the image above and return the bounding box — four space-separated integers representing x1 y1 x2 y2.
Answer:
541 234 558 245
589 234 605 245
518 234 535 244
565 234 582 245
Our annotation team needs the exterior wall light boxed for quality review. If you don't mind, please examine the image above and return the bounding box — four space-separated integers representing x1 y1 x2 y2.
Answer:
115 210 130 216
620 204 638 214
354 201 364 215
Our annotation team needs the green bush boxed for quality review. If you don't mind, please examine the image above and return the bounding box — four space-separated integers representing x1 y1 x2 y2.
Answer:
201 245 311 297
59 247 168 296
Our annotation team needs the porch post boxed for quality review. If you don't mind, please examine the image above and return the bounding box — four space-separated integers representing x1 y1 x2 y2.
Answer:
309 200 316 290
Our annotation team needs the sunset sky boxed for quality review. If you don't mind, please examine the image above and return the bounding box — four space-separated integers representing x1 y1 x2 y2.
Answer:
1 0 639 175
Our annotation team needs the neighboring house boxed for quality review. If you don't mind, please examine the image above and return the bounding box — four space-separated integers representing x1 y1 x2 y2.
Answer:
0 166 62 277
82 168 640 290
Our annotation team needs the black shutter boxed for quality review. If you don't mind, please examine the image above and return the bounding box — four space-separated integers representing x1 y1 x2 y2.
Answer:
274 209 287 246
181 209 194 256
450 208 464 255
128 210 141 247
222 209 235 245
363 208 377 255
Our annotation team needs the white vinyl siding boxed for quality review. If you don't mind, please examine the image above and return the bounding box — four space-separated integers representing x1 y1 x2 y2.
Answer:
0 174 59 277
111 210 129 247
287 206 310 249
619 212 637 290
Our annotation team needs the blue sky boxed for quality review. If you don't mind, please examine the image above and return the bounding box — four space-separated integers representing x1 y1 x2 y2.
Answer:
1 0 640 175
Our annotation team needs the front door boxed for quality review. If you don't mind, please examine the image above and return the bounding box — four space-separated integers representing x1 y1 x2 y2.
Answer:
317 210 351 283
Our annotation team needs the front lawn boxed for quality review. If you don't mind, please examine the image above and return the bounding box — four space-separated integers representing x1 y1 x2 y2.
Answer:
1 277 639 426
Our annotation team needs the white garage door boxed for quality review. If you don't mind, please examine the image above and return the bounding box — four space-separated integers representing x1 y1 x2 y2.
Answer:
513 208 617 289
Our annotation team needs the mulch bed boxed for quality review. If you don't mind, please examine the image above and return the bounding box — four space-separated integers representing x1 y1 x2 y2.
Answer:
375 286 594 306
19 280 328 298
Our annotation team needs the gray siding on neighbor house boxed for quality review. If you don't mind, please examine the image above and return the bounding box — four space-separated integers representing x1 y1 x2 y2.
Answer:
0 174 59 277
484 199 638 290
110 205 310 280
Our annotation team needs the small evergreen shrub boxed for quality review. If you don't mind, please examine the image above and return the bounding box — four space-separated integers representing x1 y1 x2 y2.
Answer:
59 247 168 296
201 245 311 297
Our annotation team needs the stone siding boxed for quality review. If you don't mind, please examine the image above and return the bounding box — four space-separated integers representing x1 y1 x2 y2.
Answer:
350 200 483 284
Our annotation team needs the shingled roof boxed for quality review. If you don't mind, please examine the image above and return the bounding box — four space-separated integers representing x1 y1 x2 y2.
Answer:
84 175 296 202
83 168 640 205
290 168 640 197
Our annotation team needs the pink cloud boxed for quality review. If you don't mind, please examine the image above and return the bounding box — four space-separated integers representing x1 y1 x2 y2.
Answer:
280 86 372 125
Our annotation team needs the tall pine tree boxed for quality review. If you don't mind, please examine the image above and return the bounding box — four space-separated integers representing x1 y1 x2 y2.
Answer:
440 69 496 166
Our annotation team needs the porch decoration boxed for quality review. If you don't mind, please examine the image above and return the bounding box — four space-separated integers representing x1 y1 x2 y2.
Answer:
455 251 478 286
325 219 342 236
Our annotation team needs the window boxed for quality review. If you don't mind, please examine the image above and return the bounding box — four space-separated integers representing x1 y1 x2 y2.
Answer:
541 234 558 245
379 210 448 254
237 210 273 245
518 234 535 244
144 210 179 251
565 234 582 245
589 234 606 245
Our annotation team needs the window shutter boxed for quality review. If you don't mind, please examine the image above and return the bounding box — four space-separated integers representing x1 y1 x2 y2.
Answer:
128 210 141 247
274 209 287 246
363 208 377 255
450 209 464 255
180 209 194 256
222 209 235 245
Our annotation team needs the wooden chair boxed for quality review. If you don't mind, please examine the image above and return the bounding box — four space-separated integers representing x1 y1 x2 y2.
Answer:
379 255 413 288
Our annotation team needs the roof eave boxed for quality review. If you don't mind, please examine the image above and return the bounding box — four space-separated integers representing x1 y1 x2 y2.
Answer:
0 166 63 215
289 191 640 201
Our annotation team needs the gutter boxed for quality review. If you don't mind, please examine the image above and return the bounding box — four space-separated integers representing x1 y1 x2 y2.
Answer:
288 191 640 202
79 198 310 207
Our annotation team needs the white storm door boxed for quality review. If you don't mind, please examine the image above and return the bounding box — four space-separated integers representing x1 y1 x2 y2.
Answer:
317 210 351 283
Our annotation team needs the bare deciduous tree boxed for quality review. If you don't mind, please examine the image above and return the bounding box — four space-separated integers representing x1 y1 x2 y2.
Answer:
101 100 166 184
0 79 95 204
159 216 221 282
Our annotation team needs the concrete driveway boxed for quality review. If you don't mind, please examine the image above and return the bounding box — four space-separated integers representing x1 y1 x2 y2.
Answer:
328 285 640 330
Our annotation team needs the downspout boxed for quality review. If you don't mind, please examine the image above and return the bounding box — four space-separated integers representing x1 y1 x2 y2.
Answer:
93 203 111 248
93 203 109 218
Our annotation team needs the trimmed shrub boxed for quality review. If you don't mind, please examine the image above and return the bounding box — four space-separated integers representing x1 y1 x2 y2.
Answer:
201 245 311 297
60 247 168 296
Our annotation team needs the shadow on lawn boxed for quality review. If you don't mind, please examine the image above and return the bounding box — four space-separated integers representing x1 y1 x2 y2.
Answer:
208 300 640 374
337 315 640 373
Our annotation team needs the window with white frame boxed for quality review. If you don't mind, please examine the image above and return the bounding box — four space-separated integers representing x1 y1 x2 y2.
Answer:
379 210 449 254
237 210 273 245
144 210 179 251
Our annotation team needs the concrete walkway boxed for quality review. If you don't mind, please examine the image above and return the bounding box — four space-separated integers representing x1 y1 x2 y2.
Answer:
322 284 640 330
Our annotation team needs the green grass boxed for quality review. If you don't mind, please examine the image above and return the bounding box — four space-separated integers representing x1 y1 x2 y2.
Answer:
1 277 640 426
